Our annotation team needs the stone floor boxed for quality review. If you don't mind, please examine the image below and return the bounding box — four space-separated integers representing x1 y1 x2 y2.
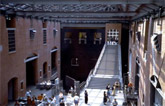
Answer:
8 45 124 106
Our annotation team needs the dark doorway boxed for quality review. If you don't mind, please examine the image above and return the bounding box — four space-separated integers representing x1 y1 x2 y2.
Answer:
51 51 57 75
150 83 163 106
8 78 18 102
43 62 47 78
26 60 37 86
135 62 140 92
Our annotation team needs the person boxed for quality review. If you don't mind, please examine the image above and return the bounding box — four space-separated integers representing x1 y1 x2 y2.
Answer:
107 89 111 102
69 86 74 96
111 85 116 96
38 93 44 101
106 84 110 91
60 98 65 106
84 90 88 104
59 92 64 103
27 96 32 105
74 93 79 106
14 100 20 106
103 91 107 105
112 99 118 106
115 81 120 90
25 90 31 98
66 92 73 106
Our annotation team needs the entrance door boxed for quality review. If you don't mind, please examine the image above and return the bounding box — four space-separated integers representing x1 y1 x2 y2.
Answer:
8 78 17 101
26 60 37 86
51 51 57 75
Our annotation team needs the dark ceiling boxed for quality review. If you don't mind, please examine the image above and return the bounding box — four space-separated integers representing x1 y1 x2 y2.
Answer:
0 0 165 24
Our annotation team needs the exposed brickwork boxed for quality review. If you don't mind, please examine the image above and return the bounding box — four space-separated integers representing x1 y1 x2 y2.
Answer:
0 15 61 105
129 17 165 106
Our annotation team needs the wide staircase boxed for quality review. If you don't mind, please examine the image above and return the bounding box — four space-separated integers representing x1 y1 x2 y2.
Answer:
79 45 124 106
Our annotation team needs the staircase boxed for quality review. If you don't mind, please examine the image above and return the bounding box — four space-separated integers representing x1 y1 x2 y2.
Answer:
79 45 124 106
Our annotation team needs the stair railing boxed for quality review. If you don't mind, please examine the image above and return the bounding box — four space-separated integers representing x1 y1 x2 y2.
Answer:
85 43 106 88
93 44 106 75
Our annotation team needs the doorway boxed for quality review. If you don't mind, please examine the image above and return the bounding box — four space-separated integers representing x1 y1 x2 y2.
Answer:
43 62 47 78
26 59 37 87
51 51 57 75
8 78 18 102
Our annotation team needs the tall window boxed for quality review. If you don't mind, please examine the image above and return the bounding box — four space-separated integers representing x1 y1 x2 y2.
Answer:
43 30 47 44
8 30 16 52
143 20 149 59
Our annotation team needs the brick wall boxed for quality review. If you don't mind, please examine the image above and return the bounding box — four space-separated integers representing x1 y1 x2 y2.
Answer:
129 16 165 106
0 15 61 105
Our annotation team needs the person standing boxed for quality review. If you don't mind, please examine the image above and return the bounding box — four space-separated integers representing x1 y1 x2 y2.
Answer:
84 90 88 104
112 99 118 106
103 91 107 105
74 93 79 106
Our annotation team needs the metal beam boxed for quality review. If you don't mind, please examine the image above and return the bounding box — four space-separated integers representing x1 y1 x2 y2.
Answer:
16 11 137 17
2 0 153 5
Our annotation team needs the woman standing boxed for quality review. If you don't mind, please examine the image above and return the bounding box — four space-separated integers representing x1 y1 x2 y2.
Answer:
84 90 88 104
103 91 107 105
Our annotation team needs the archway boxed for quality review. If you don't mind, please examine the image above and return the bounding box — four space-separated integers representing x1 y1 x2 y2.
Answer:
8 77 18 102
51 47 58 75
25 53 38 87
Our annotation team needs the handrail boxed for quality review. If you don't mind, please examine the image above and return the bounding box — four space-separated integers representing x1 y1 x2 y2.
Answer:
118 45 123 88
79 81 86 90
93 44 106 75
85 43 106 88
84 69 94 88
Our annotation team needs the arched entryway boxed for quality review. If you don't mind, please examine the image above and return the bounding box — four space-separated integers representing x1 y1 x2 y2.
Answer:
150 75 163 106
25 53 38 87
43 62 47 79
51 47 58 76
8 77 18 102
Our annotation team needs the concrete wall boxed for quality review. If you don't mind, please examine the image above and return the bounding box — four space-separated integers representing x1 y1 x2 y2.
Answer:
0 15 61 105
129 16 165 106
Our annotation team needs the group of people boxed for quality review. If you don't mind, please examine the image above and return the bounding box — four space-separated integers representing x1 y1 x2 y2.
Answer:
103 81 120 106
15 91 57 106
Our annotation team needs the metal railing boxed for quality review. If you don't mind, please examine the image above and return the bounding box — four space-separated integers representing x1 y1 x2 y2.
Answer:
118 45 123 88
85 44 106 88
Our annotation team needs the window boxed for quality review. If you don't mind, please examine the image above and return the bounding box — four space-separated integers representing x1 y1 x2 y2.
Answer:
79 32 87 44
152 33 162 53
43 30 47 44
53 29 58 37
6 15 16 28
42 21 47 28
29 29 36 40
107 29 119 45
8 29 16 52
136 31 141 43
64 32 72 44
94 32 102 44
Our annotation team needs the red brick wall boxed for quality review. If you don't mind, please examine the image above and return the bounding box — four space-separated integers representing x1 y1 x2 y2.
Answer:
0 15 61 105
129 17 165 106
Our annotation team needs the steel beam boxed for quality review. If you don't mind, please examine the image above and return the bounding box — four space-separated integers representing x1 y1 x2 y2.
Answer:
2 0 153 5
16 11 137 17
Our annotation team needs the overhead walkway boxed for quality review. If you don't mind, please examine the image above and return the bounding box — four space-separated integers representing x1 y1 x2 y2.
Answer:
79 44 124 106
